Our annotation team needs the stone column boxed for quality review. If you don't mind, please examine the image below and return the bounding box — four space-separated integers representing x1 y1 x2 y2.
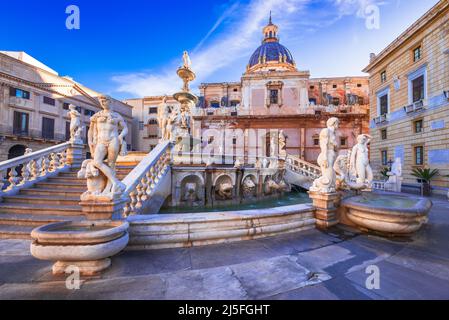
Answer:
66 142 84 169
308 191 340 229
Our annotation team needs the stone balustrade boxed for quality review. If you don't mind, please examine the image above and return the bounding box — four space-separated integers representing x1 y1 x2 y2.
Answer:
372 180 386 191
122 141 172 217
0 142 75 197
286 155 321 179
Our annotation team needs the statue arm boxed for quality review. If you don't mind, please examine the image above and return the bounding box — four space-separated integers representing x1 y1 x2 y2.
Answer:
319 130 330 163
118 116 128 142
88 119 96 155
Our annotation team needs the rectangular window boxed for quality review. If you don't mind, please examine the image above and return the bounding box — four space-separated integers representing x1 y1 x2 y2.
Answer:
42 117 55 140
210 101 220 108
313 137 319 146
84 109 95 117
270 90 279 104
413 46 422 62
63 103 70 110
43 96 56 106
10 87 31 99
333 85 337 89
357 84 362 88
309 98 317 105
149 107 158 114
414 119 423 134
340 138 347 146
381 71 387 83
310 86 315 90
13 111 29 136
230 100 239 107
332 97 340 106
358 97 365 105
380 94 388 115
76 106 82 113
208 136 214 144
65 121 70 140
381 129 387 140
412 75 425 103
139 121 144 131
381 150 388 166
414 146 424 166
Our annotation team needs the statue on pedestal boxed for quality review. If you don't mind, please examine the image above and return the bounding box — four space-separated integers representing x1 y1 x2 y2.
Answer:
310 117 340 194
385 157 403 192
279 130 287 157
157 96 170 142
79 95 129 201
350 134 373 189
68 104 82 144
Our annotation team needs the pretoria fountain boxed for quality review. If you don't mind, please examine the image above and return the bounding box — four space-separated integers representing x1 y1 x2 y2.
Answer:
14 52 432 276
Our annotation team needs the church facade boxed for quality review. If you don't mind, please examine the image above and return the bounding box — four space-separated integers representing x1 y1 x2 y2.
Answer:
128 18 370 164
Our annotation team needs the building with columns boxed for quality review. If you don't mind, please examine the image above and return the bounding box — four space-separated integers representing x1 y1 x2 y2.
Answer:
0 51 133 161
127 17 370 162
364 0 449 193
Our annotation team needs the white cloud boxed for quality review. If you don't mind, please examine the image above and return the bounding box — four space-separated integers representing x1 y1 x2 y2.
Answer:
112 0 386 98
112 0 310 97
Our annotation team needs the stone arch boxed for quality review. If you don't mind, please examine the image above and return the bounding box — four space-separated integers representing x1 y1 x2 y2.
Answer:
179 174 205 204
213 173 235 187
8 144 27 160
176 172 204 188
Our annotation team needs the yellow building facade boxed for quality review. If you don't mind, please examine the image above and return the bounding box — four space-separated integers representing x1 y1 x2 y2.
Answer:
364 0 449 193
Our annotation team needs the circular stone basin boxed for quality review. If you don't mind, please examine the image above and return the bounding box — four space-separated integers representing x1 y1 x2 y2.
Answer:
31 221 129 276
342 193 432 236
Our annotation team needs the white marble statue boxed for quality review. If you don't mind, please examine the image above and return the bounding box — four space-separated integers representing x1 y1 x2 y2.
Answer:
68 104 82 144
264 178 281 195
310 117 340 194
279 130 287 157
242 177 256 197
157 96 169 141
183 182 198 202
80 95 129 200
270 135 277 157
183 51 191 69
385 157 403 193
217 182 233 200
350 134 373 189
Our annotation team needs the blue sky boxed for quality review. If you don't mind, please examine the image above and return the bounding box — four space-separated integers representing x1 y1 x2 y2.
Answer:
0 0 439 99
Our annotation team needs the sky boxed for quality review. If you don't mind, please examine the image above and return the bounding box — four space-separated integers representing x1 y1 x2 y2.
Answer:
0 0 440 99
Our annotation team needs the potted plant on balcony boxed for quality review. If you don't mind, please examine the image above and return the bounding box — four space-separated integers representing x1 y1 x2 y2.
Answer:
411 168 440 197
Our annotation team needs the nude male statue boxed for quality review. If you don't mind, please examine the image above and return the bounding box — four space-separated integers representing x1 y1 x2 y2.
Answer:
310 117 340 193
350 134 373 188
87 95 129 198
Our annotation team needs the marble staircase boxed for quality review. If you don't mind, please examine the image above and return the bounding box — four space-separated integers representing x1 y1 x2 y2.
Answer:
0 166 134 239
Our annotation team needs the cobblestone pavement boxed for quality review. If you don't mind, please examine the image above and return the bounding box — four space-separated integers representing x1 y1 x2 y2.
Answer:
1 196 448 300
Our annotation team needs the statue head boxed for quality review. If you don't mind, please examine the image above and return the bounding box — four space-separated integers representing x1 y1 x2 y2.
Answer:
68 104 77 112
327 117 340 130
99 95 113 111
357 134 372 145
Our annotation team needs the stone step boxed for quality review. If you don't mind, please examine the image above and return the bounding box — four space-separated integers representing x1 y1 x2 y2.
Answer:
35 181 86 191
0 225 34 240
2 195 81 206
0 203 82 216
46 177 86 185
19 188 83 197
0 213 83 227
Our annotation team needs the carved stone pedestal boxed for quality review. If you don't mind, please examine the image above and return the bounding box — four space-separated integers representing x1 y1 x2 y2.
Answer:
66 143 84 169
80 197 128 221
308 191 341 229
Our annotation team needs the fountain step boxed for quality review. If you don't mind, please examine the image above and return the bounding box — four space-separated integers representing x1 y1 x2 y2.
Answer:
0 225 35 240
19 188 83 197
2 195 81 206
0 203 81 216
0 213 83 227
46 177 85 185
35 181 86 191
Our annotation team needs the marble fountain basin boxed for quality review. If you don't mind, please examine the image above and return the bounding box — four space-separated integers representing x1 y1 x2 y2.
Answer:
341 193 432 236
30 220 129 276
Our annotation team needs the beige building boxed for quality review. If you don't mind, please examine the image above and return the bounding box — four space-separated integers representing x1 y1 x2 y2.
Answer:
0 51 133 161
363 0 449 193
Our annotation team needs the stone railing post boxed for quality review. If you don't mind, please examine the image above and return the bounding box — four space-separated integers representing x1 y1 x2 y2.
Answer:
308 191 341 229
66 142 84 169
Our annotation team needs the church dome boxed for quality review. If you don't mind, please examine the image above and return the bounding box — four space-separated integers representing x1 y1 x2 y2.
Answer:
246 15 296 73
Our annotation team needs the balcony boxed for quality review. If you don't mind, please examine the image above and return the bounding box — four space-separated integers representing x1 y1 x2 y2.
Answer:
404 100 425 114
9 96 33 109
374 114 388 125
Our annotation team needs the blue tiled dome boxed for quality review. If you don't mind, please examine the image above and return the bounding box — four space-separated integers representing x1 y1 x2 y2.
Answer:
249 42 294 68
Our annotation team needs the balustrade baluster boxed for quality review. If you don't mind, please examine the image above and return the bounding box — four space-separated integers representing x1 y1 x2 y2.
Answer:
0 170 5 191
50 153 60 172
129 190 138 215
18 160 32 186
6 166 19 191
41 156 50 177
135 183 144 210
140 177 149 202
145 171 153 195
